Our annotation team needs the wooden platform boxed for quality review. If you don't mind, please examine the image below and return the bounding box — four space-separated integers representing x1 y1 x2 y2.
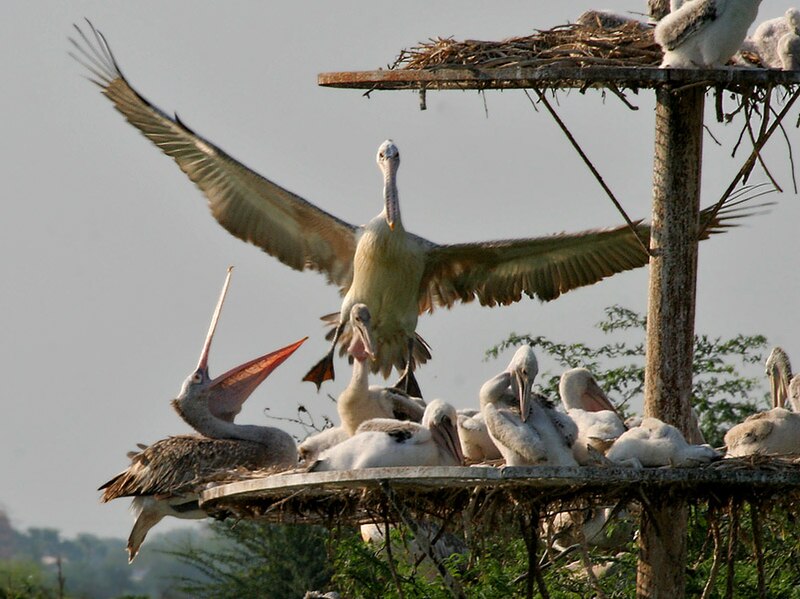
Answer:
318 66 800 92
199 459 800 525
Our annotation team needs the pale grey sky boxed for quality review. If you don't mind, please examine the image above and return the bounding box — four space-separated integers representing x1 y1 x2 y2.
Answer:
2 1 797 540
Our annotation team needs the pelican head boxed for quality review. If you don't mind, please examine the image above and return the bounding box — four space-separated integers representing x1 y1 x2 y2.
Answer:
787 8 800 31
765 347 792 409
172 268 306 422
423 399 465 466
509 345 539 419
348 303 376 362
377 140 400 230
559 367 616 412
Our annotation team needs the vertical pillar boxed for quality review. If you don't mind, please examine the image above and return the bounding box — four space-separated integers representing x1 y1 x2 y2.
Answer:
638 85 705 599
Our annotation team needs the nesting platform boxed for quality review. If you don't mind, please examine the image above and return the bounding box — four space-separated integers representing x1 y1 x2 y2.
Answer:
200 458 800 526
318 66 800 93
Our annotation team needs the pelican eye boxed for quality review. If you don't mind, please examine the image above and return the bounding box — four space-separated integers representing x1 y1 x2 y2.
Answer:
191 372 203 384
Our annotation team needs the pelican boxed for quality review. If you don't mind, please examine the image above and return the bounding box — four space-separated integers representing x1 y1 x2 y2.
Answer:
481 346 578 467
655 0 763 67
457 409 503 463
724 406 800 456
100 269 306 561
606 417 721 467
558 368 626 464
765 346 793 409
71 23 757 394
576 10 649 30
778 9 800 70
723 354 800 456
309 399 463 470
298 426 349 464
751 9 800 68
337 304 426 436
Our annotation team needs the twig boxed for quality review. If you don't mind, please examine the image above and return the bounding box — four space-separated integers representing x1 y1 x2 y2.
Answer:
769 104 799 193
524 88 652 257
699 87 800 237
725 501 740 599
379 480 467 599
700 508 723 599
518 506 550 599
750 501 766 599
380 503 406 599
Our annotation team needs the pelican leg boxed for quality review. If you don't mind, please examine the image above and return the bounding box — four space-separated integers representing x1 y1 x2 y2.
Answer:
394 339 423 398
303 321 345 390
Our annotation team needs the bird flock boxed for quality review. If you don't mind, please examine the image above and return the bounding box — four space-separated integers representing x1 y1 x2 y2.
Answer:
69 8 800 562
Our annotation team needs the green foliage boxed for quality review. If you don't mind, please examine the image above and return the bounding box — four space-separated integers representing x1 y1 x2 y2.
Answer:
486 304 769 446
172 520 333 599
0 559 56 599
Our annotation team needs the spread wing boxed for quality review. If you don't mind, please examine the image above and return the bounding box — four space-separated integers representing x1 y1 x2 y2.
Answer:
419 192 762 312
419 223 647 311
70 22 358 291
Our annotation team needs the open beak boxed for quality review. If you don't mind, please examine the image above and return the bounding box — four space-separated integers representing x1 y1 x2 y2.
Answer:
208 337 307 421
353 318 376 361
195 266 234 374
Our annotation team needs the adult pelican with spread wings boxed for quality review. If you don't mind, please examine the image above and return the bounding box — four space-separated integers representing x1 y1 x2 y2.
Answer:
70 21 756 396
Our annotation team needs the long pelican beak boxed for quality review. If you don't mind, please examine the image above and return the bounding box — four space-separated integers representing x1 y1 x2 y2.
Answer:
194 266 234 376
208 337 308 421
581 378 618 413
352 319 376 361
432 413 465 466
769 369 788 409
515 369 530 421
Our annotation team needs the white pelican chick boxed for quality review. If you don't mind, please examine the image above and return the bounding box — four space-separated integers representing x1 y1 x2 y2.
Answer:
558 368 626 464
100 269 305 561
779 9 800 70
457 409 502 462
337 304 425 436
298 426 349 464
765 346 793 409
310 399 463 471
655 0 763 67
71 22 756 395
606 417 721 468
751 9 800 68
723 360 800 457
481 346 578 467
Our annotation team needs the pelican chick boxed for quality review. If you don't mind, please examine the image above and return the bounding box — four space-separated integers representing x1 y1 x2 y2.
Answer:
337 304 425 436
457 409 502 462
606 417 721 468
766 346 793 409
100 269 305 561
724 370 800 456
310 399 463 470
558 368 626 464
298 426 349 464
778 9 800 70
482 346 578 467
655 0 763 67
751 8 800 68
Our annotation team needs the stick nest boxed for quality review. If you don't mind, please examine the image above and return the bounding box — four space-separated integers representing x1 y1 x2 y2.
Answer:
391 21 663 71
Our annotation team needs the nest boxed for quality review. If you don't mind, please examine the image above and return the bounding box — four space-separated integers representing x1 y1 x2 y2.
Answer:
391 22 664 71
199 457 800 527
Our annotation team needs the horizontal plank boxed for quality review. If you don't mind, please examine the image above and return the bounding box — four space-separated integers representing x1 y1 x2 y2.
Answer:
317 66 800 91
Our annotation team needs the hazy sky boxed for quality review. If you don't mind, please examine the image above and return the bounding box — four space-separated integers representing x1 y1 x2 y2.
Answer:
2 1 797 541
